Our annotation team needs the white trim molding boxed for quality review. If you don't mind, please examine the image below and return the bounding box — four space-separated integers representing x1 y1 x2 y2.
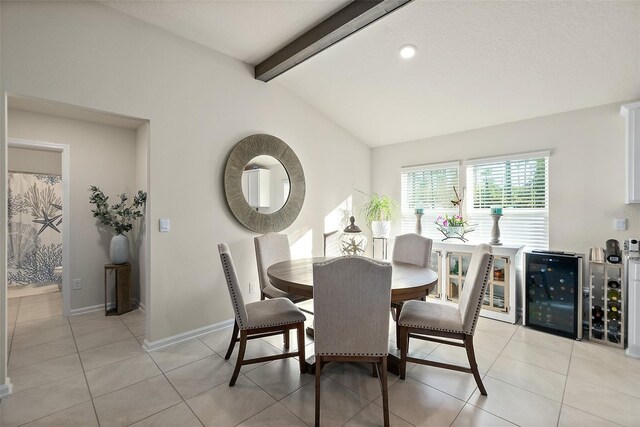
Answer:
143 318 234 352
69 304 105 316
621 102 640 204
0 379 14 399
467 150 551 166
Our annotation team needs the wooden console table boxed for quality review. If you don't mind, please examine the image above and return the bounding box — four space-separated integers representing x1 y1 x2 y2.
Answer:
104 263 132 316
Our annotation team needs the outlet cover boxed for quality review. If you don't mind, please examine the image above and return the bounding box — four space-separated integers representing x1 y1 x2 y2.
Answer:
613 218 627 231
73 279 82 290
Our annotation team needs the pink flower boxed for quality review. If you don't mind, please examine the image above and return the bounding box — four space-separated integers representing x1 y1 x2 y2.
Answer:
443 219 448 226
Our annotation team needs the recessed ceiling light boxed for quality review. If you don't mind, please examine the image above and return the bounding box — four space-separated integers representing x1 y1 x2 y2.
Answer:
399 44 417 59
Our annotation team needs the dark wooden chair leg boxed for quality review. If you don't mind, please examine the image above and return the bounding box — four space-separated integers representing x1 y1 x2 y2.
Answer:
224 321 239 360
371 363 378 378
315 355 322 427
380 357 390 427
229 330 247 386
464 335 487 396
284 328 290 349
394 302 404 349
297 323 306 373
399 326 409 380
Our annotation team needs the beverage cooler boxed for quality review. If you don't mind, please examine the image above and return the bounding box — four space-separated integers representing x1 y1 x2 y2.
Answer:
524 251 583 340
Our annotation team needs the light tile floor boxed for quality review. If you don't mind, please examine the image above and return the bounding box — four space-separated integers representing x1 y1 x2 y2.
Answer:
3 292 640 426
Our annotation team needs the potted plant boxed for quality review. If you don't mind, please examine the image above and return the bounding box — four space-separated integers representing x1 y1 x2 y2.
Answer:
360 191 399 238
89 186 147 264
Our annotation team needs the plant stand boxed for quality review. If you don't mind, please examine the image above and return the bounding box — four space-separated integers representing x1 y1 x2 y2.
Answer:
104 263 133 316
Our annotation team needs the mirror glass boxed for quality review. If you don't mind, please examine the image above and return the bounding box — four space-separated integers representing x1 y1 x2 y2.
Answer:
241 155 290 214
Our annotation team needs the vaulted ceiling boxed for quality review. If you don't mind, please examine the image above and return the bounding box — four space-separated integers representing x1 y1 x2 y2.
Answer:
105 1 640 147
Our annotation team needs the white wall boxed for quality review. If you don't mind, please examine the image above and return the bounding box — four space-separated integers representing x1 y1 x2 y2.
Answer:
372 102 640 254
7 109 139 311
0 2 371 344
8 146 61 175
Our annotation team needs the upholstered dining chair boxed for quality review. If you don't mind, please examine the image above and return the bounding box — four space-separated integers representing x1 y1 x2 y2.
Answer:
218 243 306 386
398 243 493 395
390 233 433 343
255 232 297 300
313 256 392 427
255 233 313 333
392 233 433 267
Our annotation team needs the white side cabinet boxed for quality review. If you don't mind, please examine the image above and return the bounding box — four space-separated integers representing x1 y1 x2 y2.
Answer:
241 169 270 209
620 102 640 204
626 259 640 358
431 242 524 324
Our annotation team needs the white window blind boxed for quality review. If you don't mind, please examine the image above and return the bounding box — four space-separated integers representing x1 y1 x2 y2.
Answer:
401 162 459 240
466 153 549 250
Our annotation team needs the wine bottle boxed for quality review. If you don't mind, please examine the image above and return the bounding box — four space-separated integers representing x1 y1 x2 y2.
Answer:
592 305 604 320
607 289 620 301
607 300 620 313
608 280 620 289
608 309 620 323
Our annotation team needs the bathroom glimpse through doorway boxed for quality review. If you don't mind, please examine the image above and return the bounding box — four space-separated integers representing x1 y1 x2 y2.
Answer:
7 139 71 317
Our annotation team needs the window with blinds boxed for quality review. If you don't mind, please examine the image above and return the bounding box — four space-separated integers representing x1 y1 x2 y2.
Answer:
466 153 549 250
401 162 459 239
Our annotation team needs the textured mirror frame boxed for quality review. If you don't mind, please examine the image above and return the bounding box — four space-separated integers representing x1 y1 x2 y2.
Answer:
224 134 305 233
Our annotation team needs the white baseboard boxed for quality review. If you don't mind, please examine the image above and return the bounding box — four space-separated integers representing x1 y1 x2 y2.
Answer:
135 300 146 312
143 318 234 352
70 301 145 317
69 304 104 316
0 379 13 399
626 344 640 359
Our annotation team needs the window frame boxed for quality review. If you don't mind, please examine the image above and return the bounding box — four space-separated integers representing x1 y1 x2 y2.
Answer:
400 161 460 240
465 151 550 250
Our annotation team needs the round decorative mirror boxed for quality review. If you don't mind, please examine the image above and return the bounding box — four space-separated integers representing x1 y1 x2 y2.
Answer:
242 155 290 214
224 134 305 233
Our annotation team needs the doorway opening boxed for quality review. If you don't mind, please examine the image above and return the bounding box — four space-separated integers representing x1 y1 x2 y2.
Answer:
7 139 70 317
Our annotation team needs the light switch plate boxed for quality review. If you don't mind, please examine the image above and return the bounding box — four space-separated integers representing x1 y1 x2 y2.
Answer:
159 218 171 232
613 218 627 231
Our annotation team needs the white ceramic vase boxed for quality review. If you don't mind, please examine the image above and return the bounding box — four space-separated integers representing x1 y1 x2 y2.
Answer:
371 220 391 238
110 234 130 264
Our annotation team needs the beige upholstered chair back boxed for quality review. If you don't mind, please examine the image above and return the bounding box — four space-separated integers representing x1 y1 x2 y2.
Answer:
313 256 392 356
458 244 494 335
392 233 433 268
218 243 249 329
255 233 291 292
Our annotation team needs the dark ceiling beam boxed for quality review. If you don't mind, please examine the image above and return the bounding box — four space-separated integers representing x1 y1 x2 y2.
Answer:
255 0 413 82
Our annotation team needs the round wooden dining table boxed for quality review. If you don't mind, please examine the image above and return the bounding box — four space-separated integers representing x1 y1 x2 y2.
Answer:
267 257 438 375
267 257 438 303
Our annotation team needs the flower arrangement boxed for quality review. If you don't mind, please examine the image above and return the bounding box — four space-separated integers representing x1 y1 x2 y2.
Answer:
434 186 476 242
89 186 147 235
436 214 467 228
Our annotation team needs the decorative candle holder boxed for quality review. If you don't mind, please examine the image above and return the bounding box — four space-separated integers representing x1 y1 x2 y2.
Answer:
490 214 503 246
415 213 423 235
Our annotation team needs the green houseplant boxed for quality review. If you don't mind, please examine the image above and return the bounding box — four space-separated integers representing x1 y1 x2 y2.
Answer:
360 191 399 238
89 186 147 264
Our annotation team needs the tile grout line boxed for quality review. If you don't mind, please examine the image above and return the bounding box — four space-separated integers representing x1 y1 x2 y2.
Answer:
555 340 575 427
459 325 541 427
143 342 206 426
68 308 103 427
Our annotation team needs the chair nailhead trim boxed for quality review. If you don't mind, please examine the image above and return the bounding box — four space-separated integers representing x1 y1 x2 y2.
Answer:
316 352 387 356
221 253 246 329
